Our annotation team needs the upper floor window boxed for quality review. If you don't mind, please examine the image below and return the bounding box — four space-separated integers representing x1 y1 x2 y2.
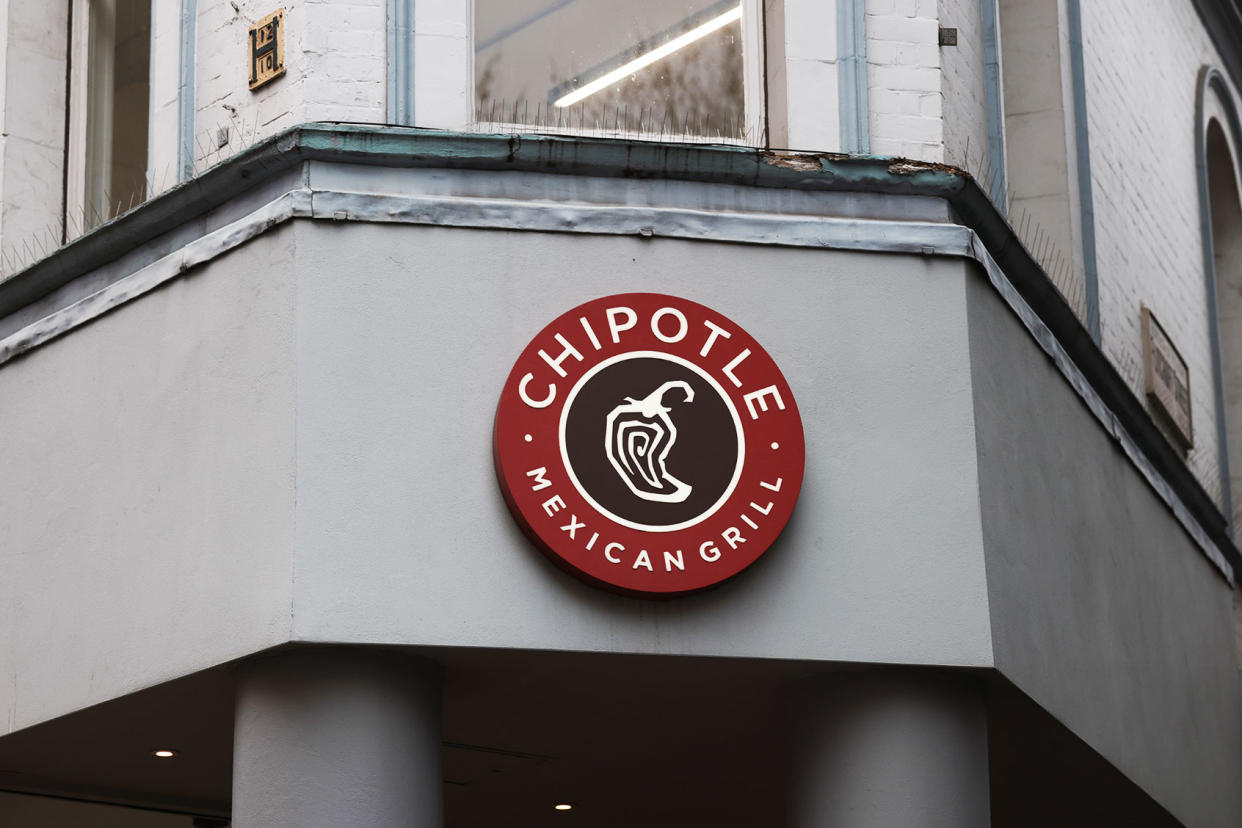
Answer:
1206 115 1242 525
68 0 151 233
474 0 764 143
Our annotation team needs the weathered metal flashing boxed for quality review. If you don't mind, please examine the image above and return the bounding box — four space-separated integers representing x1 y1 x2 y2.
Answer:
0 125 971 320
0 123 1236 584
837 0 871 155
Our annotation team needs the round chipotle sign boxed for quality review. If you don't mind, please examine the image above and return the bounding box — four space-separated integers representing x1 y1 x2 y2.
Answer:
494 293 804 596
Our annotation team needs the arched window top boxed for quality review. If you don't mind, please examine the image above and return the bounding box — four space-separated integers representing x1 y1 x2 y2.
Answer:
1197 68 1242 191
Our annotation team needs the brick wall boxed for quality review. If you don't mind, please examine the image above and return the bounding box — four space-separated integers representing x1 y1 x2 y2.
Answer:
1080 0 1230 502
780 0 841 151
860 0 1236 504
193 0 384 174
866 0 944 161
937 0 991 177
301 0 385 123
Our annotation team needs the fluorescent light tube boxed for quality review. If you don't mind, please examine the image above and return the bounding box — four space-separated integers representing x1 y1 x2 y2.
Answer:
554 3 743 108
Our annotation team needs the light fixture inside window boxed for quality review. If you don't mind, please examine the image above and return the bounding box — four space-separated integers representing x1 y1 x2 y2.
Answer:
475 0 754 141
554 803 573 811
152 749 178 758
553 3 743 108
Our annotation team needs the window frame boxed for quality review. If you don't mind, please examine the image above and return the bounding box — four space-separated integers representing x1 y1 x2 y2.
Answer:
468 0 768 146
65 0 154 239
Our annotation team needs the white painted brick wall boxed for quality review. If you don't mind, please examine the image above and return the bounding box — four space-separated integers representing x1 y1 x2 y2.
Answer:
1081 0 1230 503
937 0 991 176
781 0 840 151
864 0 1232 502
193 0 385 173
866 0 944 161
302 0 385 123
195 0 299 167
413 0 471 130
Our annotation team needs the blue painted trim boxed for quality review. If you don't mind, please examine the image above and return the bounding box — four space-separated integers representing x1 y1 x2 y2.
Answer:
387 0 415 125
837 0 869 155
1196 66 1242 534
979 0 1006 209
177 0 197 182
1066 0 1100 343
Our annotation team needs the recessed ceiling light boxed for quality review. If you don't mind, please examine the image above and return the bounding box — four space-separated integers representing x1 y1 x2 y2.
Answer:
152 749 178 758
554 803 573 811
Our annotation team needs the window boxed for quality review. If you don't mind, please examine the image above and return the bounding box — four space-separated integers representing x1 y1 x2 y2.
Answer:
1206 117 1242 525
474 0 764 143
996 0 1089 323
67 0 151 233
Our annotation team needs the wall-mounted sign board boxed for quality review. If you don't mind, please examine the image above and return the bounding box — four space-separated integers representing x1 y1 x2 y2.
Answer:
494 293 804 598
1142 306 1193 449
249 8 285 91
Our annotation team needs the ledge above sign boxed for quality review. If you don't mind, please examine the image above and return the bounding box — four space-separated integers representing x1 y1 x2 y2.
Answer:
1142 306 1193 451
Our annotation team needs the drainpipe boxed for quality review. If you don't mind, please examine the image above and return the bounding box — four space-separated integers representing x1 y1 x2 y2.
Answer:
1066 0 1101 344
387 0 415 125
979 0 1006 209
838 0 870 155
178 0 197 182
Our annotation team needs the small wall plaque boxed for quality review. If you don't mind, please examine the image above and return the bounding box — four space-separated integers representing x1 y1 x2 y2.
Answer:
1142 306 1193 449
248 8 285 91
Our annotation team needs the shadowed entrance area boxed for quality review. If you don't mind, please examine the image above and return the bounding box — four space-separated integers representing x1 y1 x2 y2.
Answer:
0 647 1178 827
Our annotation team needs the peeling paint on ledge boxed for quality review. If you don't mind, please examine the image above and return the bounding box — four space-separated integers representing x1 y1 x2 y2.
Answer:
0 123 973 316
762 151 851 172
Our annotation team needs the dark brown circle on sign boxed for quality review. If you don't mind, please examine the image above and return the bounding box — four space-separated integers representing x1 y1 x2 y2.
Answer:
563 356 740 528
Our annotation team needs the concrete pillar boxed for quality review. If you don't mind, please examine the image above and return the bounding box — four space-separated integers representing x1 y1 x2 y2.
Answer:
790 669 990 828
231 649 443 828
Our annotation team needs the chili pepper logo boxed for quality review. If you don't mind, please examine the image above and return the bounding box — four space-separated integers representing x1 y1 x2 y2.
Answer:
604 380 696 503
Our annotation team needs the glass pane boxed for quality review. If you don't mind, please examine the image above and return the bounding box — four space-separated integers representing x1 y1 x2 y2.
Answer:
476 0 748 140
86 0 150 225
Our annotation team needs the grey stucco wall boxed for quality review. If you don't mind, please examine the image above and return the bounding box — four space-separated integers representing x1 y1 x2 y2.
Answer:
0 215 995 735
290 221 994 667
0 226 298 735
967 273 1242 826
1 197 1238 825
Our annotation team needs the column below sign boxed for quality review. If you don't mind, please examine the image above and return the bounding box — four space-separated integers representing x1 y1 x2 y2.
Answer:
493 293 805 597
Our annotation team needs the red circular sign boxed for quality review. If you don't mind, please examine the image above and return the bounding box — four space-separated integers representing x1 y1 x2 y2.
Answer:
494 293 804 597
